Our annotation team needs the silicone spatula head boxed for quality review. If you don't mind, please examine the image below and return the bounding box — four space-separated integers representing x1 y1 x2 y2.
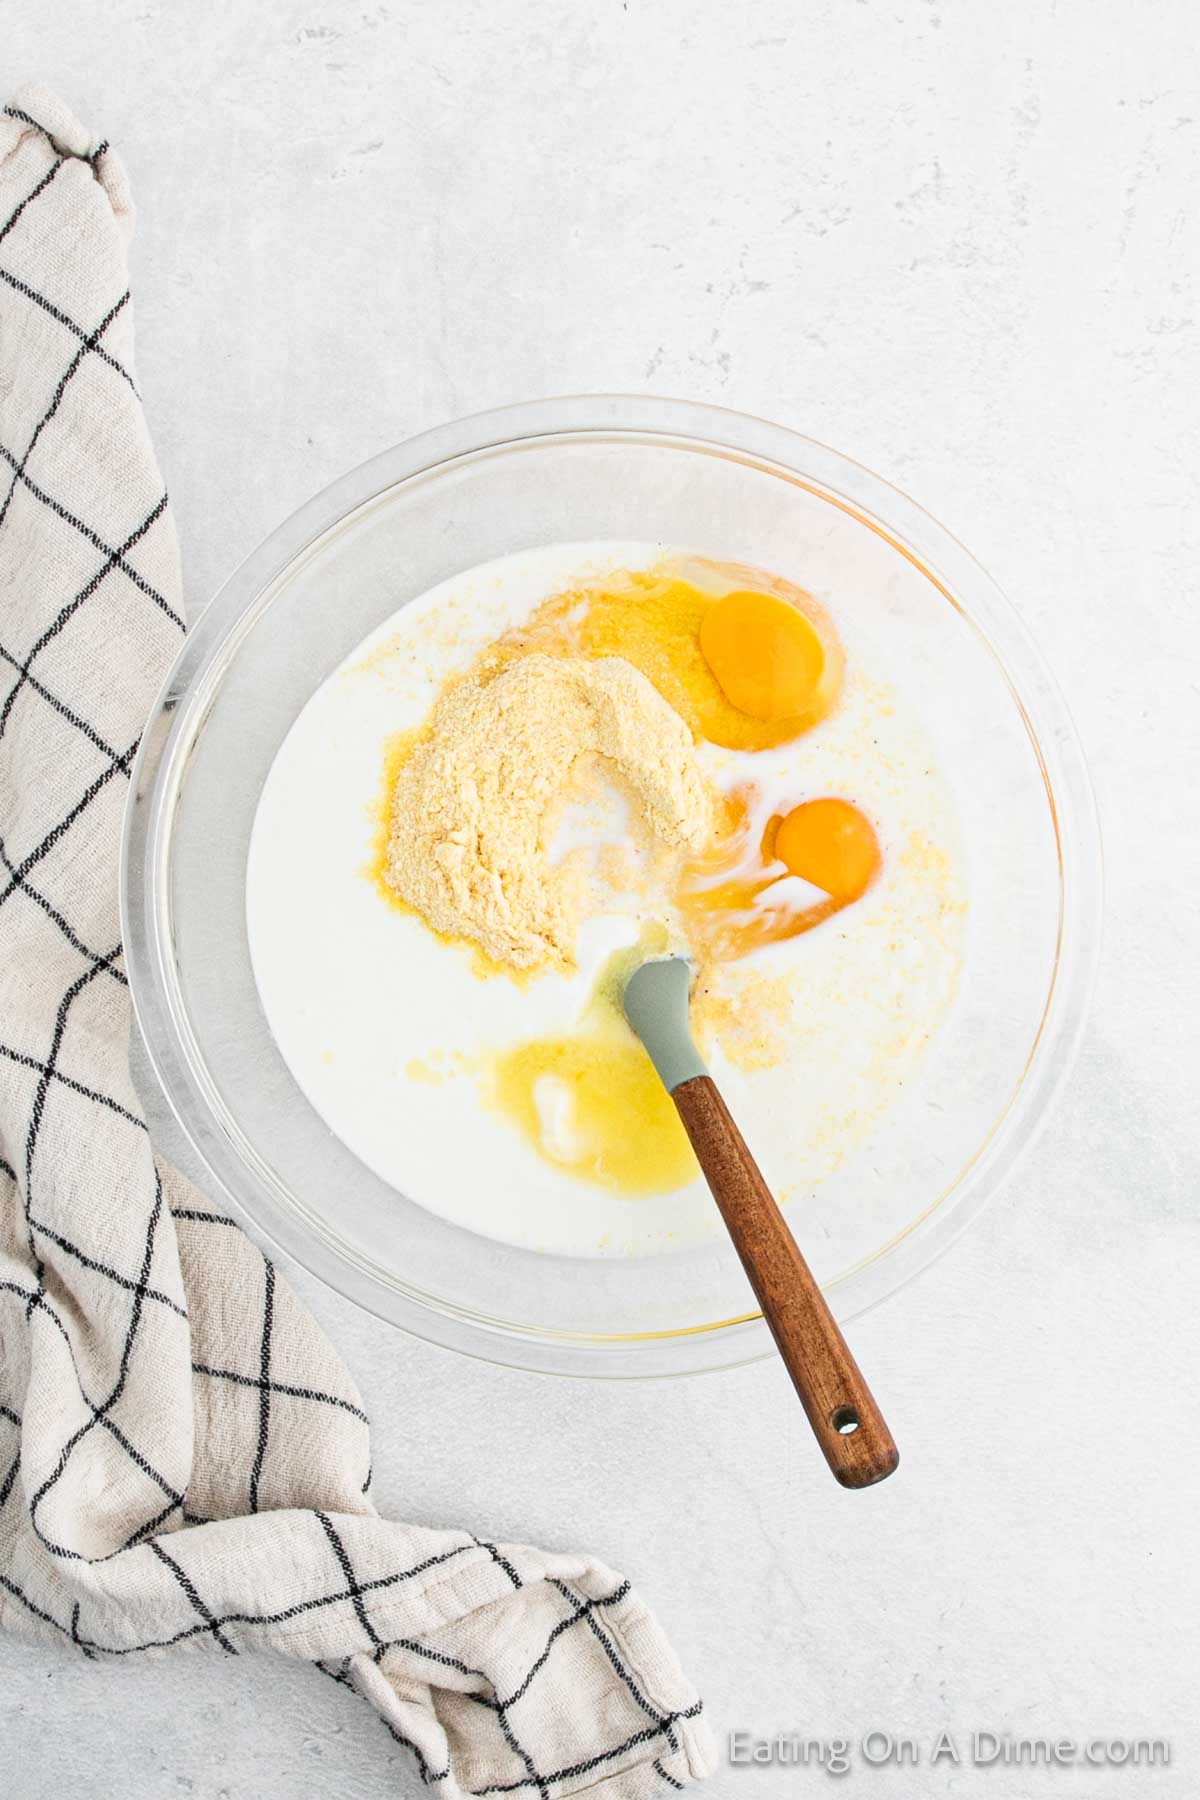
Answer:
622 955 708 1094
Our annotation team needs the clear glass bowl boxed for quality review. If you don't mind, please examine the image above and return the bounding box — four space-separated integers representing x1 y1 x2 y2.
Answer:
122 396 1101 1376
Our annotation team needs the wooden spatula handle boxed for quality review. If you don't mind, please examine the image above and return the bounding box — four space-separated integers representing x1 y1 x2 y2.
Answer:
672 1075 898 1488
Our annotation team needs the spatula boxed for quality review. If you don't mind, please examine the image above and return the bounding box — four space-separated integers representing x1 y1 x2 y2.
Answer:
623 954 898 1488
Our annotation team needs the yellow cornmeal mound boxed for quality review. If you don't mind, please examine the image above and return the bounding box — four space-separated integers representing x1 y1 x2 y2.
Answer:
384 653 711 969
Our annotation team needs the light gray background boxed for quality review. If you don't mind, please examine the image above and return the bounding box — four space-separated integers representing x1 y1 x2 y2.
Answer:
3 2 1198 1796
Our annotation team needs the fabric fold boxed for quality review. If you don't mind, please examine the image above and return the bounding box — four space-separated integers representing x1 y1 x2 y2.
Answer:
0 83 715 1798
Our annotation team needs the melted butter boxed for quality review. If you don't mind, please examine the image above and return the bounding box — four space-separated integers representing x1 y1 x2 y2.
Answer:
482 929 699 1197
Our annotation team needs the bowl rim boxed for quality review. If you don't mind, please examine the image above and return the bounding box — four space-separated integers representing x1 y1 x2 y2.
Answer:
121 393 1103 1378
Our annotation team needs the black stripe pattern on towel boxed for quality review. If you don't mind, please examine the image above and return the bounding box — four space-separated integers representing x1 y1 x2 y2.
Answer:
0 84 715 1800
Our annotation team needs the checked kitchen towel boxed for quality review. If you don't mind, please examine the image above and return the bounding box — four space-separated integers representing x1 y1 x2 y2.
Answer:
0 86 715 1798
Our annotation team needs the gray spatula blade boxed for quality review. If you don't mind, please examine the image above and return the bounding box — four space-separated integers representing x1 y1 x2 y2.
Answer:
622 955 709 1095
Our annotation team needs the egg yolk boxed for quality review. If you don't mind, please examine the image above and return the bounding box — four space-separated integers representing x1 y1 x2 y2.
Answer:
775 797 881 902
699 589 827 724
677 791 880 963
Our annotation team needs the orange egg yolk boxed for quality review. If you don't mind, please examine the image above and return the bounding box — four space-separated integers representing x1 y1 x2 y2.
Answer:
699 589 828 725
775 797 881 902
677 792 880 963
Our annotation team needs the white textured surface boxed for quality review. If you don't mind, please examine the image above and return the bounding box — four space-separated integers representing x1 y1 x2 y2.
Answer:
3 3 1198 1796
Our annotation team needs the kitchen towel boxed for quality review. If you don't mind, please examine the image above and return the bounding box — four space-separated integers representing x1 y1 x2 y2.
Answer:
0 85 715 1799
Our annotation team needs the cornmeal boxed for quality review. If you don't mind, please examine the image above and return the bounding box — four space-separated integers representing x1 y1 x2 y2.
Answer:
384 653 711 969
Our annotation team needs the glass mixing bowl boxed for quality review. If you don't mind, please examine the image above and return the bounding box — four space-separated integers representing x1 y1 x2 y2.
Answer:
122 396 1100 1376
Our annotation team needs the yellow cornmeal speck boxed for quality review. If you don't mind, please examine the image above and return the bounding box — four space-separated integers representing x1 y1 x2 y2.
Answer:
691 968 795 1073
404 1057 443 1086
897 831 967 949
482 928 699 1197
404 1050 477 1086
381 654 711 972
346 592 479 684
347 630 409 681
594 840 646 894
